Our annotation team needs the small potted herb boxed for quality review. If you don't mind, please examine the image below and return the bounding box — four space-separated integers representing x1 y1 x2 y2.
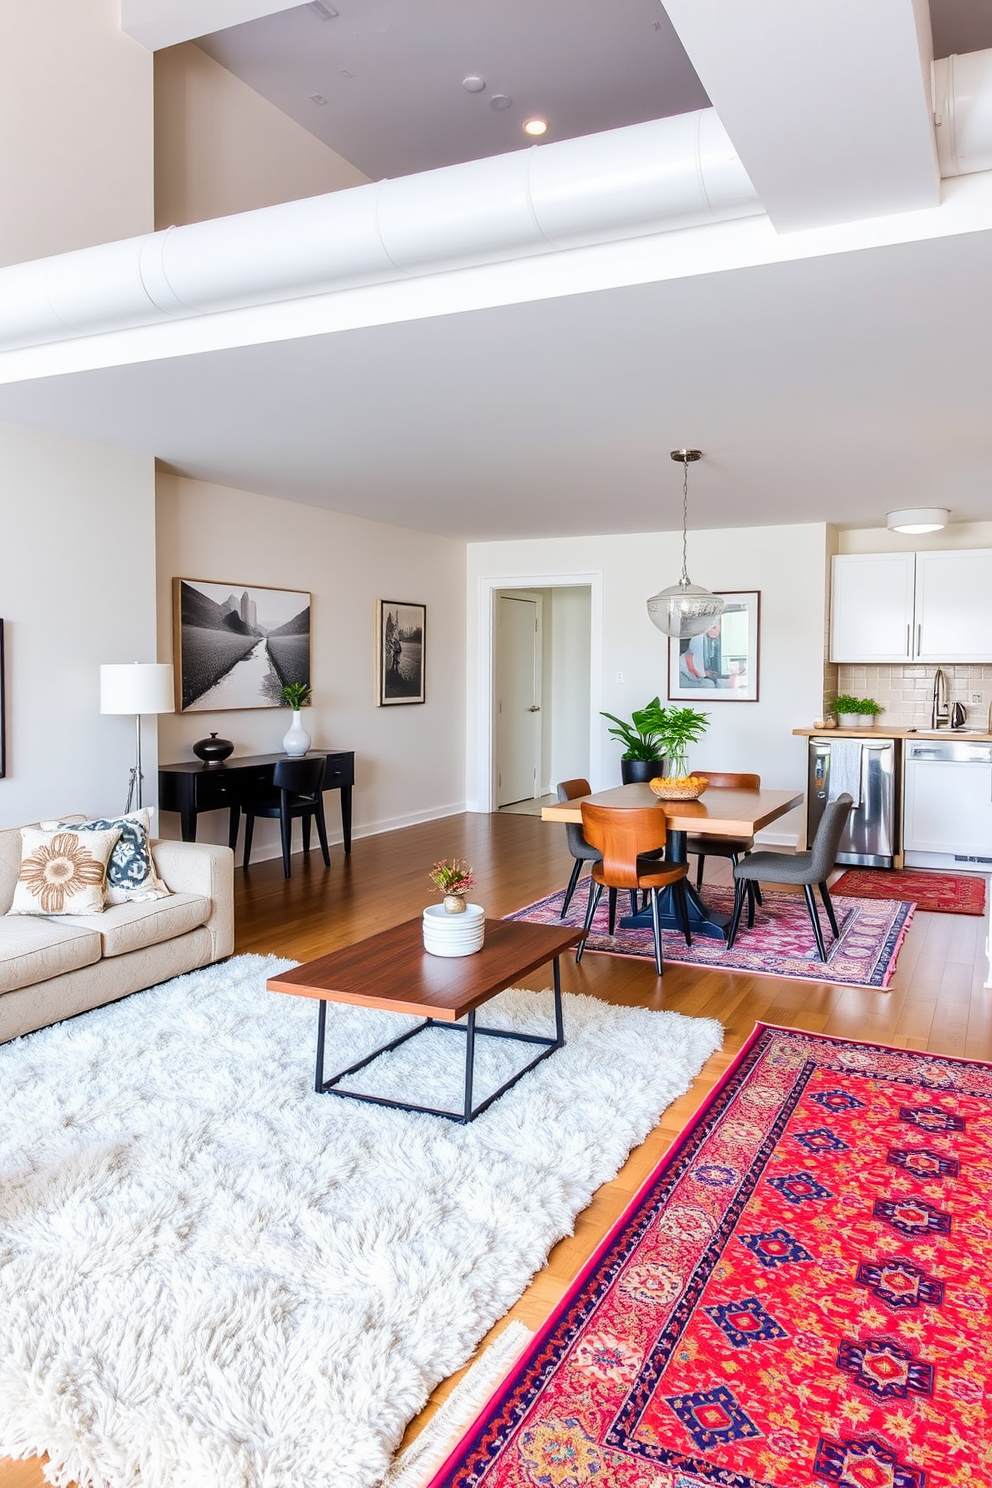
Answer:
429 858 476 914
833 694 884 729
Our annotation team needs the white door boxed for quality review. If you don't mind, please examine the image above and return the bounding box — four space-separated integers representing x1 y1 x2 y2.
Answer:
829 553 916 662
496 595 541 806
915 549 992 662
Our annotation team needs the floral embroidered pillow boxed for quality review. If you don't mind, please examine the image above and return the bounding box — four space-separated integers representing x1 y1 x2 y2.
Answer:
9 827 121 916
46 809 171 905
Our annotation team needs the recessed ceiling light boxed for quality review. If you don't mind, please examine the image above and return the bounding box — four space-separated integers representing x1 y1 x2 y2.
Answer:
523 118 548 136
490 94 512 112
462 75 485 93
886 507 951 534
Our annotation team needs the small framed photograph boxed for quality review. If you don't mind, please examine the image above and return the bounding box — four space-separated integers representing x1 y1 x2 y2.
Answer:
174 578 311 711
376 601 426 706
668 591 760 702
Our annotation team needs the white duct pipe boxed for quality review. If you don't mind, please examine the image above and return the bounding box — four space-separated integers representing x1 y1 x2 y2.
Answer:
933 48 992 177
0 111 759 352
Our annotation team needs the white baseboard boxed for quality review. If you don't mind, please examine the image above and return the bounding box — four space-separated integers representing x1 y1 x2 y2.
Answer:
753 829 801 849
237 801 469 863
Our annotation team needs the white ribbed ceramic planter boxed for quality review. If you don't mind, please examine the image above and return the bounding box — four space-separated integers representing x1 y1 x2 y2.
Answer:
422 903 485 957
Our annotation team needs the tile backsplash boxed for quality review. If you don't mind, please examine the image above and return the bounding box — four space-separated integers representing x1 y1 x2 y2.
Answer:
835 663 992 730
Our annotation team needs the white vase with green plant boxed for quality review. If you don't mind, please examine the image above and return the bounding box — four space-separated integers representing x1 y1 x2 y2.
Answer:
656 705 710 779
833 694 883 729
280 682 312 756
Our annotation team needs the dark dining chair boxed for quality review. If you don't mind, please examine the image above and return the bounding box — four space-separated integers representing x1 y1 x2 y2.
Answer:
556 778 601 918
577 803 691 976
242 757 330 879
726 794 854 961
687 770 763 918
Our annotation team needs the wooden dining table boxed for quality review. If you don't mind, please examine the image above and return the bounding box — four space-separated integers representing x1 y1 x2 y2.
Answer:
541 782 805 940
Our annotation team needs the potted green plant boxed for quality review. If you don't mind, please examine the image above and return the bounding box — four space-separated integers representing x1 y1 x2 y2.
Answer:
656 705 710 779
832 694 883 730
601 697 668 783
280 682 313 756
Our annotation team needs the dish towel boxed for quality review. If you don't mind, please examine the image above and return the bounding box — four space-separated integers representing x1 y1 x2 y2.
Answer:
828 739 862 808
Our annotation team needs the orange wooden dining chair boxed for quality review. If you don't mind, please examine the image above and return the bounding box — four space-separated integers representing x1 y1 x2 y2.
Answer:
577 803 691 976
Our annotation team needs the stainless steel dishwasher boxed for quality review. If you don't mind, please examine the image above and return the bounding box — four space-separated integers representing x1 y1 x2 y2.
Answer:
807 737 898 867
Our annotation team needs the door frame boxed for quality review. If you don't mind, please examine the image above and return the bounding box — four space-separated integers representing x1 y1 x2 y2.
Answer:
495 591 544 806
475 570 603 814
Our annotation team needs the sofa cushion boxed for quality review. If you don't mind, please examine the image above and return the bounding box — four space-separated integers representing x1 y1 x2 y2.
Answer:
44 809 172 905
0 826 22 916
0 917 102 995
9 828 121 916
56 892 211 958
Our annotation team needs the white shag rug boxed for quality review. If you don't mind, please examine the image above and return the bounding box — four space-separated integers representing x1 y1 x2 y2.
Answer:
0 954 722 1488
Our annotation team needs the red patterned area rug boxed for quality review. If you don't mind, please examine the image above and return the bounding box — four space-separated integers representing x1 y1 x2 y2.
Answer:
506 888 914 989
831 869 987 917
425 1026 992 1488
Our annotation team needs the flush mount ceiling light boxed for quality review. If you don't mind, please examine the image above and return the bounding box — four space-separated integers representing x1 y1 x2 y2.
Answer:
523 118 548 136
490 94 512 111
886 507 950 534
646 449 725 638
462 75 485 93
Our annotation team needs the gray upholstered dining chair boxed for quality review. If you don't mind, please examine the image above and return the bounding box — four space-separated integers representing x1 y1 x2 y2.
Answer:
726 794 854 962
556 779 602 918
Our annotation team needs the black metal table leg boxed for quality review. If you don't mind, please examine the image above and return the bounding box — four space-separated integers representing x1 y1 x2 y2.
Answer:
463 1009 477 1121
618 828 731 941
315 999 328 1093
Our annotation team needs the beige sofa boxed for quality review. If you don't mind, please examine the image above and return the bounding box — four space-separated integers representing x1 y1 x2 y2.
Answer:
0 826 234 1044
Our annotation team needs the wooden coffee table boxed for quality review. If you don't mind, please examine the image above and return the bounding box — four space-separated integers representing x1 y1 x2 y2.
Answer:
267 917 583 1123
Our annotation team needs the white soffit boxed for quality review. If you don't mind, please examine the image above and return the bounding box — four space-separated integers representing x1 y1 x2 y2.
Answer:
121 0 302 52
662 0 941 232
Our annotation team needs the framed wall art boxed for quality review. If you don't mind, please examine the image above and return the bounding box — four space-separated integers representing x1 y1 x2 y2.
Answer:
376 600 426 706
668 590 760 702
174 578 311 712
0 619 5 778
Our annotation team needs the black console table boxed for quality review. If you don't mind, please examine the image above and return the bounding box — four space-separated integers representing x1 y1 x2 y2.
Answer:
159 751 354 853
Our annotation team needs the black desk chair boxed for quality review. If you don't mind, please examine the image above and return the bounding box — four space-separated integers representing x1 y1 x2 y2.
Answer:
556 778 602 918
242 757 330 878
727 794 854 961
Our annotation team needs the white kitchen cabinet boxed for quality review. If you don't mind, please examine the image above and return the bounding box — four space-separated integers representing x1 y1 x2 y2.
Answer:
829 553 916 662
915 549 992 662
831 549 992 663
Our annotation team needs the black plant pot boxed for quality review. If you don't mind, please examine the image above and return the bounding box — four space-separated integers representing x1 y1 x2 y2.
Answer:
620 758 664 784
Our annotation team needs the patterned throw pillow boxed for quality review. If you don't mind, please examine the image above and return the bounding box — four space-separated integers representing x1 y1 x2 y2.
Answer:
9 827 121 916
48 809 172 905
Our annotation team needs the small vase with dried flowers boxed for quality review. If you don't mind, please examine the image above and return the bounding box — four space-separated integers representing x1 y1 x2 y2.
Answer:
429 858 476 914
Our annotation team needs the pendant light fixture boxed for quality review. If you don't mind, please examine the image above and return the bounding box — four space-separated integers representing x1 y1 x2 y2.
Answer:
646 449 725 638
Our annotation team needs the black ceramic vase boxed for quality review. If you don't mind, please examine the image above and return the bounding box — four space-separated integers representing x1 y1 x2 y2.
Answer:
192 732 234 764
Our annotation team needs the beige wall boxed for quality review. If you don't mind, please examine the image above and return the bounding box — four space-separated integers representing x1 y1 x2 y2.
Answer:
0 424 158 828
155 43 369 228
155 475 466 860
0 0 153 266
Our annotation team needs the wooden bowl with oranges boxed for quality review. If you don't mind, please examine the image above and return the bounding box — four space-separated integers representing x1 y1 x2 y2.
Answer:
648 775 708 802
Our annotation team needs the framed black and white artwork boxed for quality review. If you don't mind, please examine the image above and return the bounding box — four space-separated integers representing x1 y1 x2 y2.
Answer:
376 600 426 706
0 619 5 777
174 579 311 712
668 591 760 702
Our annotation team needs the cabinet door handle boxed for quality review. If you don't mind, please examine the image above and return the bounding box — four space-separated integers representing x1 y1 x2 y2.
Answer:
906 623 910 656
916 623 922 655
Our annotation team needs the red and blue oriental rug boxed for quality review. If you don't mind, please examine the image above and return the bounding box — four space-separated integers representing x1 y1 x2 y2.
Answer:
425 1026 992 1488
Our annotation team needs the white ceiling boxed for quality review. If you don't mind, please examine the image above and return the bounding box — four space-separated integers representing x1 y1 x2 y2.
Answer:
3 227 991 540
196 0 710 179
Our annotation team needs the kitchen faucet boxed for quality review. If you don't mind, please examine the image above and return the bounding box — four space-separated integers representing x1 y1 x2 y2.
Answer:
931 667 949 729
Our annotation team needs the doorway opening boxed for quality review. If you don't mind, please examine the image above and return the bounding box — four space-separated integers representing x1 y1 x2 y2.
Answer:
493 585 592 814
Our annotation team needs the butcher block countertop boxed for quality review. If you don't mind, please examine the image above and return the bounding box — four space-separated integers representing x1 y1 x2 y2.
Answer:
793 727 992 742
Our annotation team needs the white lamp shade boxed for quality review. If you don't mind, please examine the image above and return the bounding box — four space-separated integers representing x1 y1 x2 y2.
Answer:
100 663 175 715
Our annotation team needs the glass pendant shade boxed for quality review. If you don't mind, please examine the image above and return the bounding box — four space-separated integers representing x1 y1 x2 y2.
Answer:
646 448 725 637
647 582 725 638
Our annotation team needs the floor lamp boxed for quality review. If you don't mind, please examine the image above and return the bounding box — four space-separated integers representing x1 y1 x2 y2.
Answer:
100 663 175 813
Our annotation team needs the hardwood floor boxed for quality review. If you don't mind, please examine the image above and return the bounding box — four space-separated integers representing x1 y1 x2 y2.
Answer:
3 812 989 1488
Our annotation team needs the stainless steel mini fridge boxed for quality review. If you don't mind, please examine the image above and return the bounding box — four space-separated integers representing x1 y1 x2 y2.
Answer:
807 737 898 867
